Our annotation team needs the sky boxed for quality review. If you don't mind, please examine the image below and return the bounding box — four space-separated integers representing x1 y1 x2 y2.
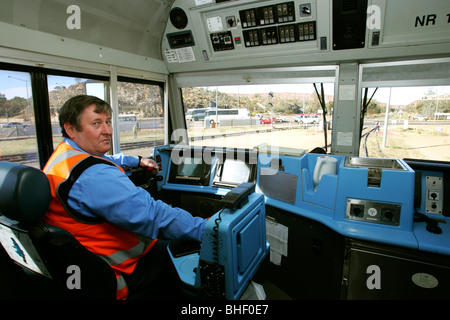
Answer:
0 71 105 100
370 87 449 106
0 71 32 99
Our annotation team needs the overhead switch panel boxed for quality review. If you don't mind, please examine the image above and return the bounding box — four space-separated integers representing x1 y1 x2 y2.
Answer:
239 2 296 28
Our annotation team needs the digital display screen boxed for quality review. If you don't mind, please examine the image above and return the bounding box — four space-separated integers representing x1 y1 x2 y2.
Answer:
221 159 251 184
168 156 211 186
213 156 256 188
176 158 204 177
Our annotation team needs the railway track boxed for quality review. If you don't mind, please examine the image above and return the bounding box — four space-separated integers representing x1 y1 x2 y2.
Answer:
0 140 164 165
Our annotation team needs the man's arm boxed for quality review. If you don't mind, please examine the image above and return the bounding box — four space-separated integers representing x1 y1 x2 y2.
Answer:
67 164 206 242
103 154 158 173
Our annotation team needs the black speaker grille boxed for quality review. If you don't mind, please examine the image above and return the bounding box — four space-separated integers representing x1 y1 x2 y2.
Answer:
170 7 188 30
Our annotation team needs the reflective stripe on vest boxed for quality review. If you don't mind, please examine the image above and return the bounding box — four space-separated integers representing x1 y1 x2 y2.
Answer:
43 141 156 299
116 275 128 299
99 234 154 266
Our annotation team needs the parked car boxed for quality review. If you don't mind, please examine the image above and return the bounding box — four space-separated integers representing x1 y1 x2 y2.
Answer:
2 122 30 128
413 114 428 121
260 117 277 124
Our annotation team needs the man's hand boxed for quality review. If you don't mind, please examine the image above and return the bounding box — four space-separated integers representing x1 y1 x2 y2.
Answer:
139 157 159 173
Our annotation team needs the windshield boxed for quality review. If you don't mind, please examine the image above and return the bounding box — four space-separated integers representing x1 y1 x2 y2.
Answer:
181 83 334 154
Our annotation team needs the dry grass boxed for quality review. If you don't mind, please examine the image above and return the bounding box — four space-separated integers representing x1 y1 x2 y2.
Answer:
361 124 450 161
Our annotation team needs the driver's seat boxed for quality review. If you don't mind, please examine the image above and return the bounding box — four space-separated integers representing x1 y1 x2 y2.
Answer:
0 161 116 299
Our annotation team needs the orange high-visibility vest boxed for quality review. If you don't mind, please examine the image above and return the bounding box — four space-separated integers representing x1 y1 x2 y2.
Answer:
43 141 156 299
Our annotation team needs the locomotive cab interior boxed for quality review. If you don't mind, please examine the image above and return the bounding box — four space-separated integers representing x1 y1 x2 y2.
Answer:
0 0 450 304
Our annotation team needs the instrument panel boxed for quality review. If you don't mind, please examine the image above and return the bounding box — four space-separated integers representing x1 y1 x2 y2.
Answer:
150 145 450 256
162 0 323 71
162 0 450 72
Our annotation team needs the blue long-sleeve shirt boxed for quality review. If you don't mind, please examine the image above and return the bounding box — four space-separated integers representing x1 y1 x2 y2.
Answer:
63 138 206 242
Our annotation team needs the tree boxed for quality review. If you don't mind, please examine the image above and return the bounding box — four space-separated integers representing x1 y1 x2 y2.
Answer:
0 96 29 119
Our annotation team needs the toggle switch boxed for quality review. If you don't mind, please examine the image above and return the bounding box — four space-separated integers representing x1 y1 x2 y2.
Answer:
300 3 311 16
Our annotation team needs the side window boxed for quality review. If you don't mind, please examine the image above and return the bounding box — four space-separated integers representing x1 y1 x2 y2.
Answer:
0 70 38 167
360 86 450 161
117 80 164 156
47 75 108 151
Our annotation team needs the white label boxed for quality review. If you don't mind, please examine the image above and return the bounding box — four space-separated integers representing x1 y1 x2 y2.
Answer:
176 47 196 63
339 85 356 100
412 273 439 289
164 50 178 63
266 219 288 266
206 16 223 32
337 132 353 146
0 224 52 278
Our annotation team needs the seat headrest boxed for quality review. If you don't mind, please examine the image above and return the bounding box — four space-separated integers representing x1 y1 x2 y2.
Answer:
0 161 51 224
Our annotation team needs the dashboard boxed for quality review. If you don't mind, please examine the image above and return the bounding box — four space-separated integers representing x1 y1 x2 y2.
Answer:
149 144 450 256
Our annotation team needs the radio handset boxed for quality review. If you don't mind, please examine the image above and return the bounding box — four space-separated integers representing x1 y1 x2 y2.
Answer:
220 182 255 211
200 182 256 299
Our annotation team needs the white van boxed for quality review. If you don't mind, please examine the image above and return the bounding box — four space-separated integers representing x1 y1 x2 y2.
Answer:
295 113 319 124
204 108 250 124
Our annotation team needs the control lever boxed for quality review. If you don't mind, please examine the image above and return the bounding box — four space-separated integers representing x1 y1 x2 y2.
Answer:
220 182 255 210
144 166 158 175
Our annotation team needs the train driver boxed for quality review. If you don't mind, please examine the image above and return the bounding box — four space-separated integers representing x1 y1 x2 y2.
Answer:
42 95 207 299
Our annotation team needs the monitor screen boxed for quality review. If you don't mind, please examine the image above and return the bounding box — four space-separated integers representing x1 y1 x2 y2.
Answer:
221 159 251 184
168 156 211 186
213 156 256 188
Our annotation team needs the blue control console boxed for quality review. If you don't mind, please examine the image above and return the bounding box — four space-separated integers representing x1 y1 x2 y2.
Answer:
153 144 449 276
167 185 269 300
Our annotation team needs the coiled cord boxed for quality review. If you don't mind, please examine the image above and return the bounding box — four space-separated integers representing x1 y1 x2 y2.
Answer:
212 206 226 263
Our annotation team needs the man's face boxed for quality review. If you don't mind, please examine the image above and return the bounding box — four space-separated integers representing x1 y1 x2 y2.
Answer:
64 104 112 156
